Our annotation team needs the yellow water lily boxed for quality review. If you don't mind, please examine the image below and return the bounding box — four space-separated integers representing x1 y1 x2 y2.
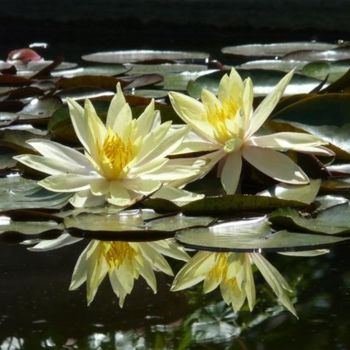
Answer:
171 251 296 315
70 239 189 307
169 69 333 194
15 84 204 208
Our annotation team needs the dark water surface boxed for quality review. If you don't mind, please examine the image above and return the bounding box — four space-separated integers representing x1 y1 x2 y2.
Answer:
1 241 350 349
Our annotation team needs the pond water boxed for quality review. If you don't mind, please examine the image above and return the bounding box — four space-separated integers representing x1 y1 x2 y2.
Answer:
1 14 350 349
1 242 350 349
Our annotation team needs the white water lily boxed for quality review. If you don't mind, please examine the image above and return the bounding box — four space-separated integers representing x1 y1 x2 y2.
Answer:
171 251 296 315
169 69 333 194
70 239 189 307
15 84 204 208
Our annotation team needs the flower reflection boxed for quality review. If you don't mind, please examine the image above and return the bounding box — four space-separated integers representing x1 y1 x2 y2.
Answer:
70 239 189 307
172 251 296 315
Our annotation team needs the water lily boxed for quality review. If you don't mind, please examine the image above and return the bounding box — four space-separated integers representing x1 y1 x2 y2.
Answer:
15 84 204 208
171 251 296 315
169 69 333 194
70 239 189 307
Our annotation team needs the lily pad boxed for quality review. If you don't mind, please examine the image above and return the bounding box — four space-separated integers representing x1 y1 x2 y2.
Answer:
144 194 305 216
283 48 350 62
64 210 214 241
175 218 348 252
0 216 63 242
302 59 350 83
270 93 350 159
187 69 321 98
270 204 350 235
51 64 128 78
82 50 209 64
238 59 307 72
0 176 71 212
222 42 336 58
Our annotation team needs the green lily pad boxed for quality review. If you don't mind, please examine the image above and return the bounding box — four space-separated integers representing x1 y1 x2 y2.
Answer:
175 217 348 252
222 42 336 58
0 176 71 212
55 87 114 102
51 64 128 78
270 93 350 159
302 60 350 83
144 194 305 216
283 48 350 62
128 89 168 99
82 50 209 64
0 216 63 242
187 69 320 98
0 148 17 171
258 180 321 205
126 63 208 75
315 195 348 211
64 210 214 241
270 204 350 235
238 59 307 72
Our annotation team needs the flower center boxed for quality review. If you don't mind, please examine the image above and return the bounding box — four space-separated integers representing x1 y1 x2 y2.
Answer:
99 128 134 180
208 254 229 281
206 99 241 145
102 241 137 270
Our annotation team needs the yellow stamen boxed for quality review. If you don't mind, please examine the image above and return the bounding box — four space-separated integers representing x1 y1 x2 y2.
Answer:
101 242 137 270
98 128 134 180
205 99 240 144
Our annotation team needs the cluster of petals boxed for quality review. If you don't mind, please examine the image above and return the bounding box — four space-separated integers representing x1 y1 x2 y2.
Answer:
70 239 189 307
171 251 296 315
170 68 333 194
15 84 204 208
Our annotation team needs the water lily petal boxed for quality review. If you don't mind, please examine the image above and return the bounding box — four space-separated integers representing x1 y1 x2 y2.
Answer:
122 178 161 195
169 91 217 142
218 68 243 106
242 77 253 129
39 174 97 192
27 139 92 169
135 99 156 138
69 242 91 291
150 240 190 262
108 181 134 207
29 234 82 252
251 253 296 316
67 98 94 155
242 146 309 184
220 151 242 194
247 70 294 137
69 190 105 208
151 186 204 206
106 83 129 129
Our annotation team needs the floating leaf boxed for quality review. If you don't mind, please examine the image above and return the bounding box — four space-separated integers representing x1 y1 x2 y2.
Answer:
283 47 350 62
0 216 63 242
55 87 114 102
64 210 214 241
222 42 336 58
238 59 306 72
187 69 320 98
0 176 71 211
82 50 209 64
302 59 350 83
270 204 350 235
129 89 168 99
144 194 305 216
56 75 123 90
51 64 128 78
0 148 17 171
270 93 350 159
258 180 321 205
175 218 348 252
315 195 348 211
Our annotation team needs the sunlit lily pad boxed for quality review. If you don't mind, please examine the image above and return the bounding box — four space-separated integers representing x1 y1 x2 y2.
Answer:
82 50 209 64
0 177 71 211
51 64 128 78
238 59 307 72
144 194 305 216
222 42 336 58
175 217 349 252
270 204 350 235
0 216 63 242
64 210 215 240
283 48 350 62
187 69 321 98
